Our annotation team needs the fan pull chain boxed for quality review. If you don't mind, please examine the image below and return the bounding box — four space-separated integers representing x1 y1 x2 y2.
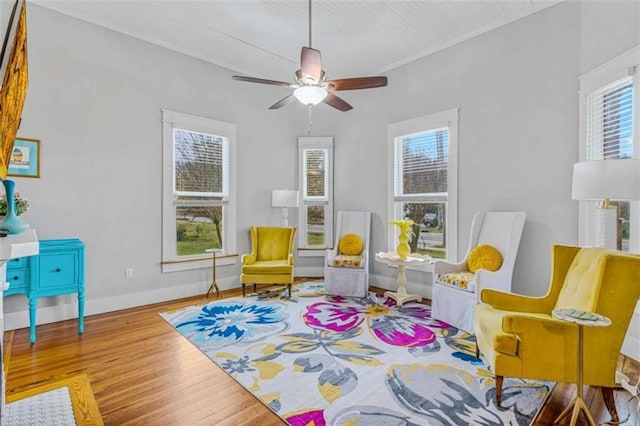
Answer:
307 105 313 135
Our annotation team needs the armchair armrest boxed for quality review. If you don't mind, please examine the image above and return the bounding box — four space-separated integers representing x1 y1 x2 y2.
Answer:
502 313 570 334
326 247 339 266
288 254 295 265
480 288 549 313
242 253 256 265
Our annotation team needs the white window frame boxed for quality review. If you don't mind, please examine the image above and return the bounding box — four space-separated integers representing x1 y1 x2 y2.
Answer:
578 46 640 252
297 136 334 257
161 109 237 273
387 108 459 266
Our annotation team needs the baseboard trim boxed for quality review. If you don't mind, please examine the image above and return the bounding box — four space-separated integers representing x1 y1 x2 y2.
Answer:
4 276 238 331
4 273 432 331
295 267 324 277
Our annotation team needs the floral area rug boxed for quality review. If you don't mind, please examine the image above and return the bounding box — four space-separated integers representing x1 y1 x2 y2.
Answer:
160 282 550 425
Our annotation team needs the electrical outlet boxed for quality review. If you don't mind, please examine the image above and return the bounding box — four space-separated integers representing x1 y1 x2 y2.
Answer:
125 267 134 278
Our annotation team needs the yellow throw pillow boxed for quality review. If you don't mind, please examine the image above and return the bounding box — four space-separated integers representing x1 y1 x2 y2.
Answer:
339 234 364 255
467 244 503 273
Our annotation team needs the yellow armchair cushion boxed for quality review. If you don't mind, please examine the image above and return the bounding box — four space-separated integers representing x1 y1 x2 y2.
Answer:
467 244 503 273
554 247 608 312
242 260 293 275
435 271 475 292
332 254 363 268
338 234 364 255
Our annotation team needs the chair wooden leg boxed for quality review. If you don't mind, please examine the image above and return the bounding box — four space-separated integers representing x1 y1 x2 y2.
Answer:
495 375 503 406
242 283 246 297
475 343 480 358
253 284 257 293
287 284 291 298
601 387 619 424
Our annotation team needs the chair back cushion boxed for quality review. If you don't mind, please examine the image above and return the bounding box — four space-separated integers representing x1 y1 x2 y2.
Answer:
554 247 609 312
339 234 364 255
467 244 503 273
256 227 293 261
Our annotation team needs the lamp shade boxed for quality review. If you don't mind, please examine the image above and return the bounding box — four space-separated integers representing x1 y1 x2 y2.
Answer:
272 190 299 208
572 159 640 201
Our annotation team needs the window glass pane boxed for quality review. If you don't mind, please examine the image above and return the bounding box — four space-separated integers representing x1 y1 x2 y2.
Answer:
176 205 222 256
304 149 326 198
398 130 448 196
174 129 225 194
306 205 325 246
402 202 446 259
612 200 630 252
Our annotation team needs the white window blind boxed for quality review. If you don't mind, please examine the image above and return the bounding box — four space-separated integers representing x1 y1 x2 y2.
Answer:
394 128 449 201
303 149 327 201
586 77 633 160
174 129 229 199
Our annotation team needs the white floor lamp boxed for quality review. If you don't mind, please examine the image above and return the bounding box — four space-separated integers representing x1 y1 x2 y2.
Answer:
272 189 299 227
572 158 640 390
572 159 640 249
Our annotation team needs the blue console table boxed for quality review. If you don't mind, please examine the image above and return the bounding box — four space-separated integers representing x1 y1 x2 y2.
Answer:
4 238 85 343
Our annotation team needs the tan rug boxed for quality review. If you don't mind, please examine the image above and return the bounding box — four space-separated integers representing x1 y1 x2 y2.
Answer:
6 374 103 425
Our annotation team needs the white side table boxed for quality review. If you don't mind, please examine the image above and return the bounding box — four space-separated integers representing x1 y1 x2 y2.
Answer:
551 308 611 426
375 252 428 307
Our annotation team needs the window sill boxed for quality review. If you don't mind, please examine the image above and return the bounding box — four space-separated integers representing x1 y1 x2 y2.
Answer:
161 253 238 273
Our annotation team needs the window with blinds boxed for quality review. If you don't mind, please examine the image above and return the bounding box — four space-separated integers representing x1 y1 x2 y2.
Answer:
161 109 236 272
173 129 229 256
298 137 333 252
388 108 458 261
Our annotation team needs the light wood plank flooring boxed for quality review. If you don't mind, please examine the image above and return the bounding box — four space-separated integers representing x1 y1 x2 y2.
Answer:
4 281 639 425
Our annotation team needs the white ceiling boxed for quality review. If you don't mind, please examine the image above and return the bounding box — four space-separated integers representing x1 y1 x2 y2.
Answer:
32 0 561 81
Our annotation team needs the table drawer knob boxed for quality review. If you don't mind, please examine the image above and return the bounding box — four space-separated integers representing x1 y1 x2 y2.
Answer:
55 268 61 272
12 276 18 280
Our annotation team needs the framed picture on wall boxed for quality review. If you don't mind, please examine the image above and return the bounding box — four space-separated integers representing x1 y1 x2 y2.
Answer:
8 137 39 178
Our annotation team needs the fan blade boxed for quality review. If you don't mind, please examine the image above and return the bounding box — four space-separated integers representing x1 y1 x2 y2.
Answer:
327 76 388 91
269 94 297 110
232 75 295 88
301 47 322 81
323 92 353 111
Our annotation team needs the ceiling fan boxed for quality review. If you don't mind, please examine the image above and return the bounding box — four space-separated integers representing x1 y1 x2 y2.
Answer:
231 0 388 112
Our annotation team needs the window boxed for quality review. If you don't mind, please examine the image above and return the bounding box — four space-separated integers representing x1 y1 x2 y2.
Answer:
162 109 236 272
388 109 458 261
297 137 333 256
579 47 639 252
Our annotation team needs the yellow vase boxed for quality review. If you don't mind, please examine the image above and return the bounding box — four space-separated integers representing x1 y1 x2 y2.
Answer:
389 219 414 259
396 233 410 259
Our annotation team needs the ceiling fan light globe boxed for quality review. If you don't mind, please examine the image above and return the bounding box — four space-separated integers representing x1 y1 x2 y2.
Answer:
293 86 328 106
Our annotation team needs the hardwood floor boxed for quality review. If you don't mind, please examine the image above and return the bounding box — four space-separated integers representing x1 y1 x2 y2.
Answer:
4 281 639 425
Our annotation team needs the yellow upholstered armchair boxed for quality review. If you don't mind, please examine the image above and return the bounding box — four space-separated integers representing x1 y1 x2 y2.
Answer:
474 244 640 423
241 226 296 297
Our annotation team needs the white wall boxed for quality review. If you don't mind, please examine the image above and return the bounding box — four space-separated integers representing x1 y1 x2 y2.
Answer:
4 4 312 327
325 2 582 296
2 1 637 328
